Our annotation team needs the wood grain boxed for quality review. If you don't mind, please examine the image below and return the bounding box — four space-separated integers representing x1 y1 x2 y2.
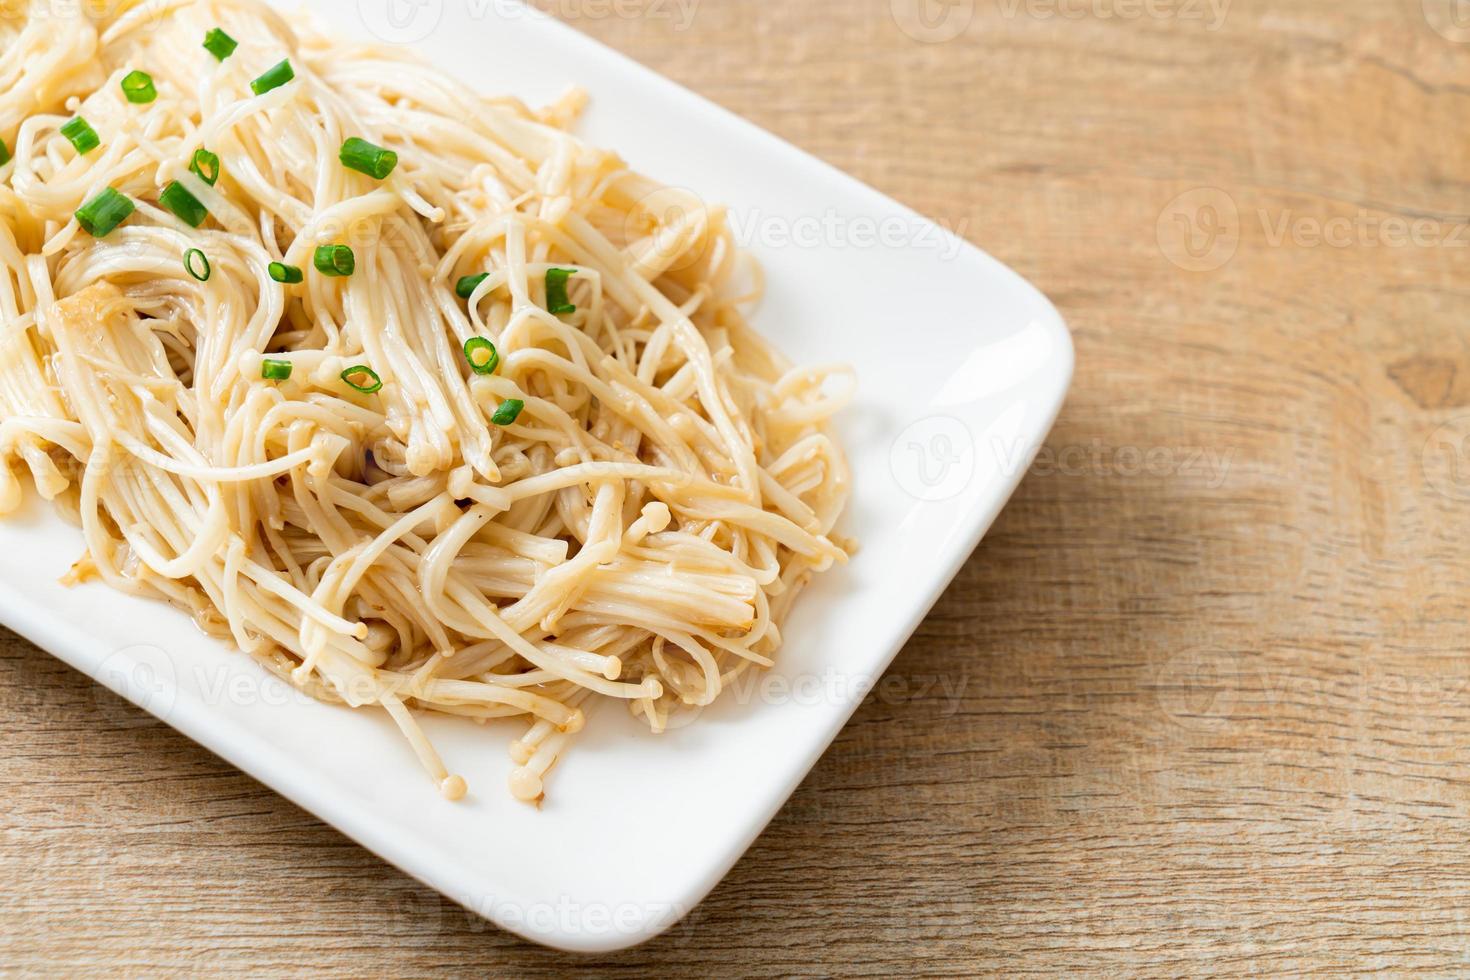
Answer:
5 0 1470 974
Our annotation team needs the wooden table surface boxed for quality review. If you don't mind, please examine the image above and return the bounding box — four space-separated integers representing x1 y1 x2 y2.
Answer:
5 0 1470 975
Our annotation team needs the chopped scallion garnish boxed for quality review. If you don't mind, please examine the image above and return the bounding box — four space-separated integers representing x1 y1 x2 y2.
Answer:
491 399 524 426
455 272 489 299
203 28 237 61
339 136 397 180
545 267 576 315
0 136 10 167
121 70 157 104
159 181 207 227
313 244 355 277
250 59 294 96
184 248 211 281
462 337 499 375
261 358 292 381
75 187 134 237
190 148 220 186
340 365 382 393
60 116 99 155
268 261 303 284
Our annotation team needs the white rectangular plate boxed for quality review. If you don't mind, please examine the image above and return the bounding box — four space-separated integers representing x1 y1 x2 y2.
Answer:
0 0 1073 953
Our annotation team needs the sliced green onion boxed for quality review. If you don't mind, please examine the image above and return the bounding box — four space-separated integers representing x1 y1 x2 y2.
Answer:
190 149 220 186
462 337 499 375
340 365 382 394
119 70 158 105
120 70 157 104
545 268 576 315
60 116 99 155
0 137 9 167
158 181 207 227
491 399 524 426
455 272 489 299
261 358 292 381
268 261 303 284
203 28 237 61
339 136 397 180
75 187 134 238
250 59 294 96
314 244 355 277
184 248 210 281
